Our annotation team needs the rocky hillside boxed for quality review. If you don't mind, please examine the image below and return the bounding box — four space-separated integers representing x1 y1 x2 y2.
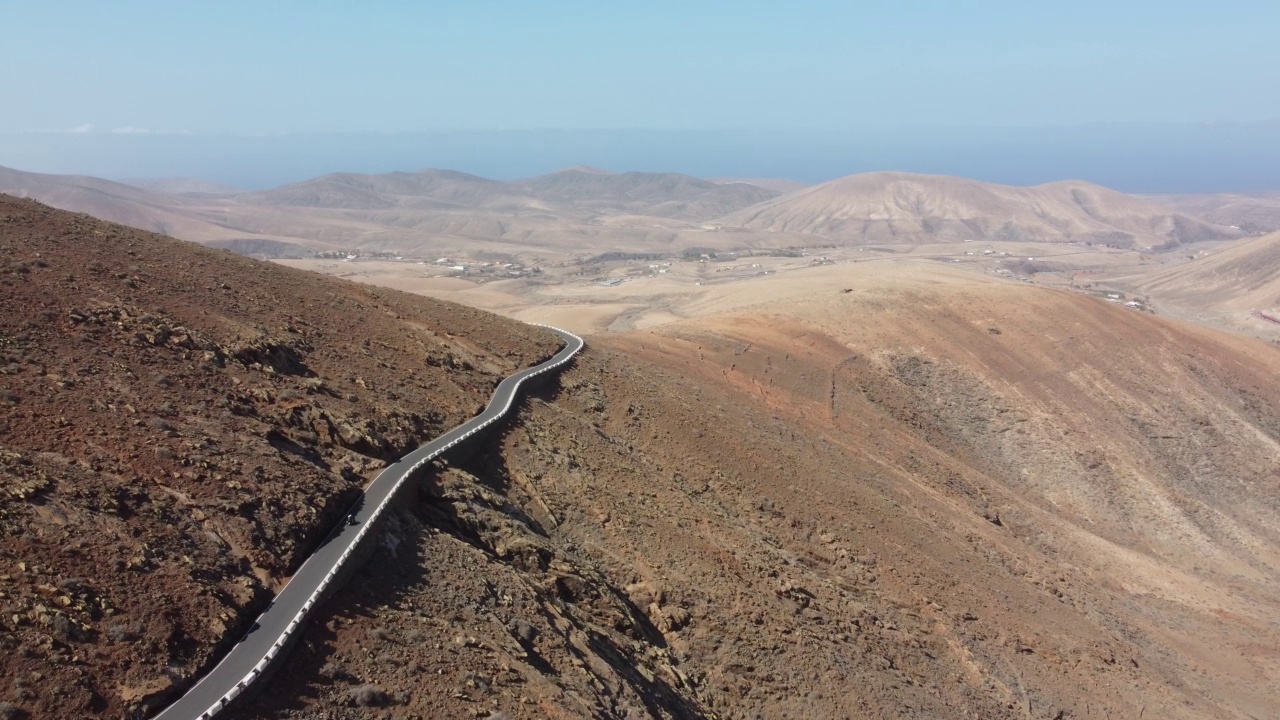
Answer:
233 266 1280 719
0 196 560 719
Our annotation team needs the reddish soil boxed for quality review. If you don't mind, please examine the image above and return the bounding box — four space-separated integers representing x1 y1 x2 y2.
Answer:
0 196 558 719
238 277 1280 719
5 196 1279 720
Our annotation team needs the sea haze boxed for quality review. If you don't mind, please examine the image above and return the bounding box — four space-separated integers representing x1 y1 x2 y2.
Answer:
2 122 1277 193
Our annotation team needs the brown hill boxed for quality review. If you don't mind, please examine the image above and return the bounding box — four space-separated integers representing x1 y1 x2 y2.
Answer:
516 167 779 220
1149 191 1280 234
0 164 1253 265
1127 230 1280 337
231 263 1280 720
0 165 241 240
721 171 1240 248
237 169 545 212
0 196 560 718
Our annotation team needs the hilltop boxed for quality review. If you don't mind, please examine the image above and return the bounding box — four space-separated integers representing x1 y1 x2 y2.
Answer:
0 165 1244 261
515 167 779 219
721 171 1239 248
239 169 547 212
0 165 238 240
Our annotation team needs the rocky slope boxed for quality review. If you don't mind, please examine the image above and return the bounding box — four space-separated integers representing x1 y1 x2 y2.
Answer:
0 196 560 718
234 266 1280 719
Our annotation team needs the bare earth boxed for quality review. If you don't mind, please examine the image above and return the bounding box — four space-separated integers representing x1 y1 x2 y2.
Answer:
231 263 1280 720
0 197 559 718
1106 230 1280 341
1150 191 1280 234
2 166 1279 720
0 165 1244 263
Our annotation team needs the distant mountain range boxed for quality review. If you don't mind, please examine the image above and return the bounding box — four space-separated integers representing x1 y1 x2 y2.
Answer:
1146 191 1280 234
724 172 1238 249
512 166 777 219
0 164 1249 257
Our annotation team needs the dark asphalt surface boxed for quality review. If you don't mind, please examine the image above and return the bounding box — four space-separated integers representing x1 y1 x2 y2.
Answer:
152 326 584 720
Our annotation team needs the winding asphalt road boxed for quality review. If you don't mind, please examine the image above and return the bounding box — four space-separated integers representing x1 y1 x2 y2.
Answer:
152 325 584 720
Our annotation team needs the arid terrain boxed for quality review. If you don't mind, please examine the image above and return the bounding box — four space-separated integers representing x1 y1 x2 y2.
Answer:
720 172 1236 248
6 162 1265 344
2 181 1279 720
228 262 1280 720
1151 191 1280 235
1110 230 1280 341
0 197 559 718
0 164 1244 262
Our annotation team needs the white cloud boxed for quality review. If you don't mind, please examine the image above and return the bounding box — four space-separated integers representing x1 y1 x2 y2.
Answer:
110 126 195 136
22 124 196 136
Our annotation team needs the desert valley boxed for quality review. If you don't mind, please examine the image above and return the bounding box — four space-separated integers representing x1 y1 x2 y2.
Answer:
2 160 1280 720
4 163 1279 343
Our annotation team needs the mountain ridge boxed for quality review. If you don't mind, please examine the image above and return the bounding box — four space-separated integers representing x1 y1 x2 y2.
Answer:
719 171 1241 247
0 164 1247 256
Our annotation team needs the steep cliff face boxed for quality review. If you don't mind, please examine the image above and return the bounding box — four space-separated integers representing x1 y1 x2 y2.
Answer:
0 196 559 718
239 273 1280 719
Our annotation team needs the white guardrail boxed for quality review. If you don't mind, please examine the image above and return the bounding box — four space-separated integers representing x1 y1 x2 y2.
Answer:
177 325 583 720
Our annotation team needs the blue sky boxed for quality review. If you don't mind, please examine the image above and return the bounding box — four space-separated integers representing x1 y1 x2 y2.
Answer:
3 1 1279 189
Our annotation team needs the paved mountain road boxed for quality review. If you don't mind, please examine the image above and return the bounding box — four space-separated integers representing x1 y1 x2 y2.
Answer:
152 325 584 720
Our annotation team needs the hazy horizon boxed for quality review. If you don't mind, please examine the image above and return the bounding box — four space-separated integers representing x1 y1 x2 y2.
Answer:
3 122 1280 194
4 1 1279 193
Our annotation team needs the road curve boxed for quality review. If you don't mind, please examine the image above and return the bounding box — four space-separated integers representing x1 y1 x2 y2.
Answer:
152 325 584 720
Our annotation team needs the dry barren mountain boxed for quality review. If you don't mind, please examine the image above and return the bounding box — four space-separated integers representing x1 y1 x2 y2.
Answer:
0 165 241 240
3 198 1279 720
1125 230 1280 337
239 169 548 212
229 263 1280 720
0 197 559 718
0 164 1247 260
1150 191 1280 234
721 171 1240 248
515 167 779 220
